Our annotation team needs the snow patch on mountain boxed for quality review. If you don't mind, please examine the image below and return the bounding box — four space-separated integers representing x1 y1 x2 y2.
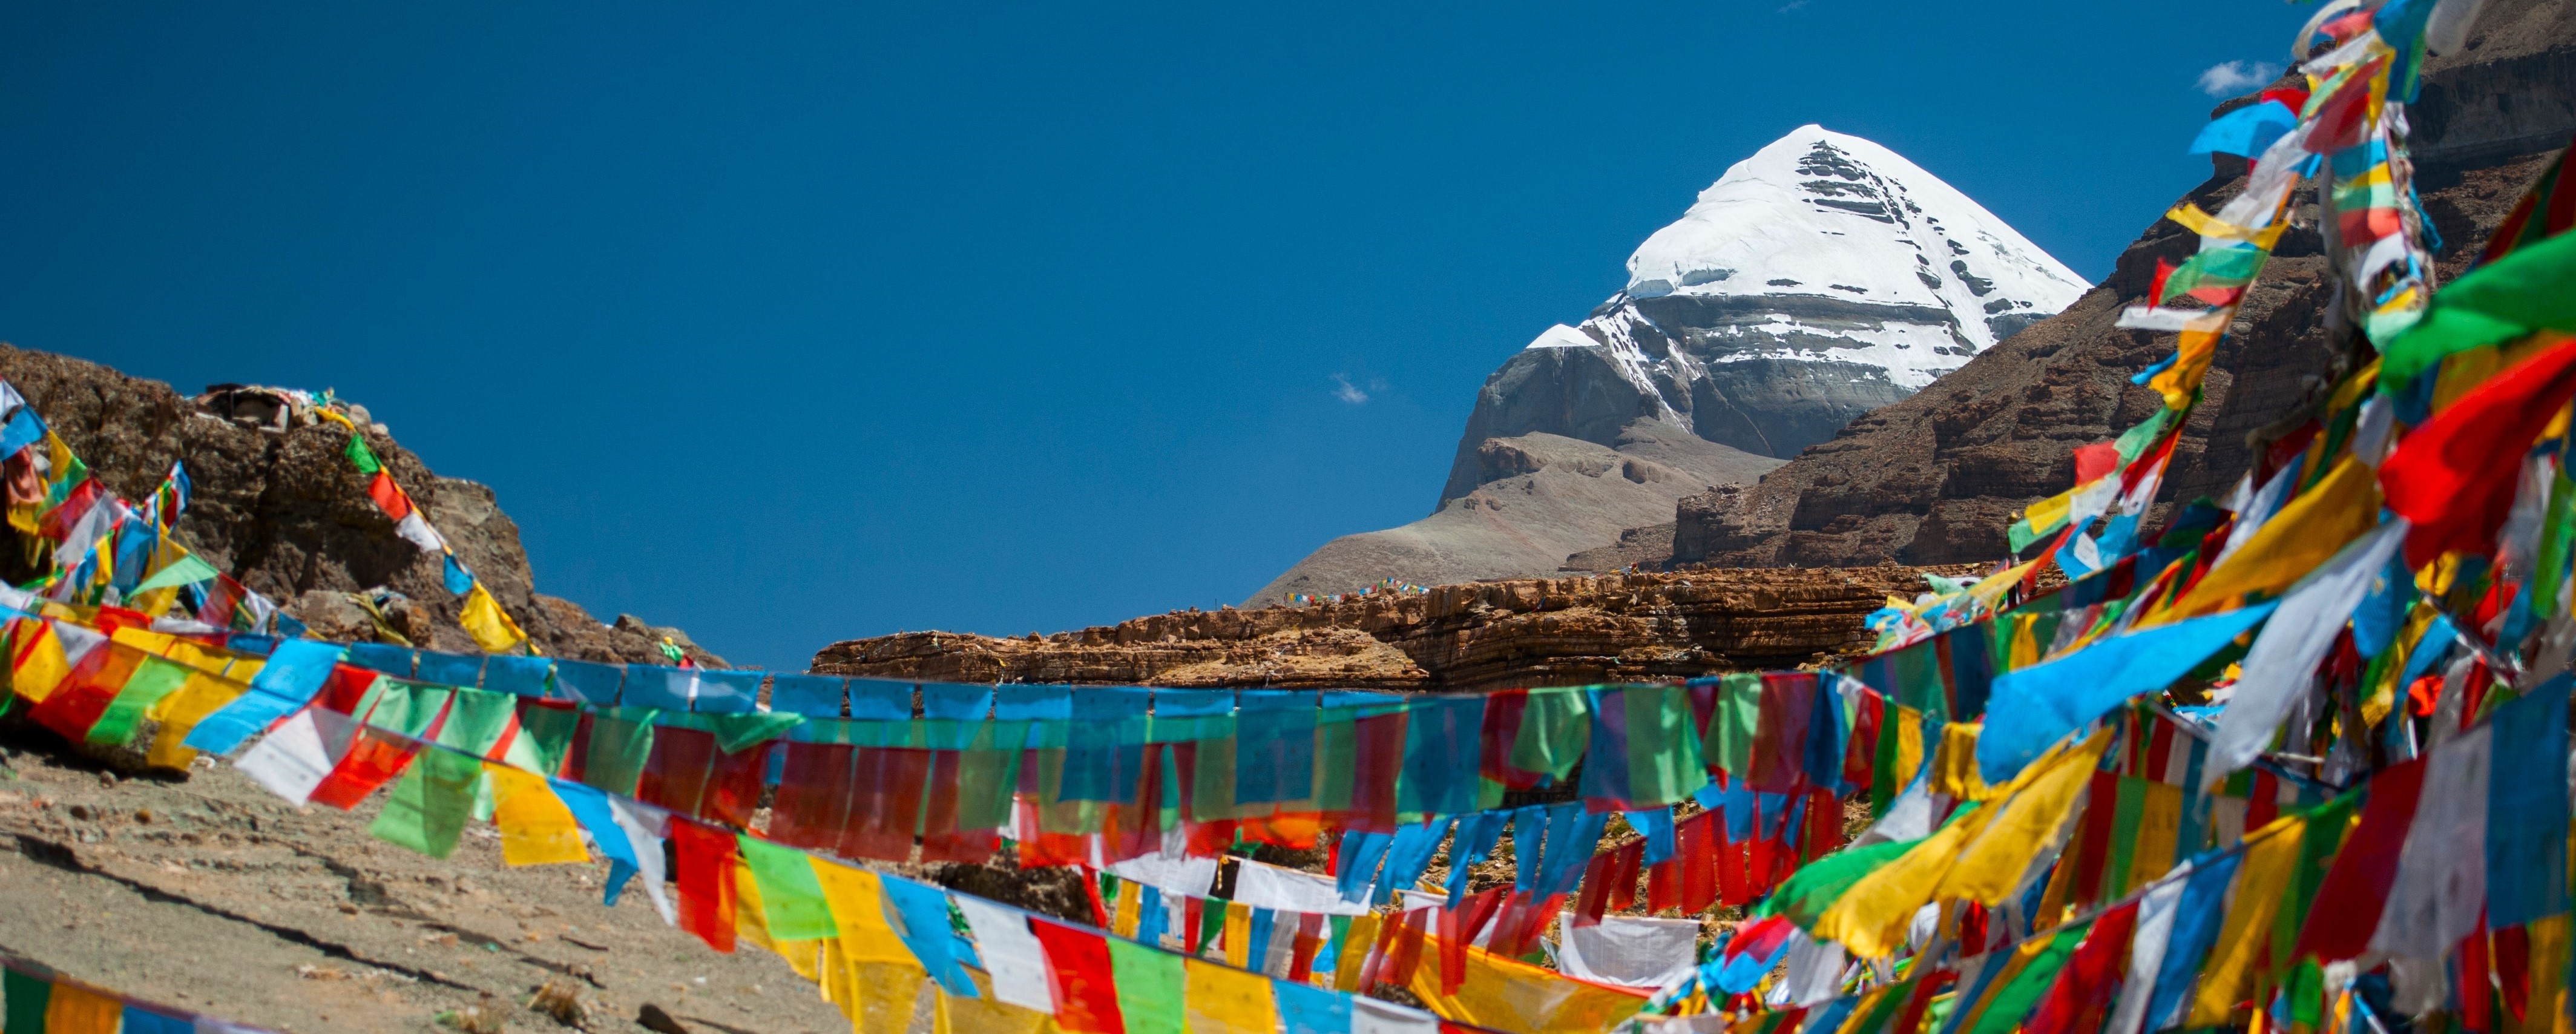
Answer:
1525 125 2089 404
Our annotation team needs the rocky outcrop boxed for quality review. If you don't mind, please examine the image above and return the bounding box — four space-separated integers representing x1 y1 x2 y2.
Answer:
1247 421 1782 606
1668 3 2576 568
0 346 720 664
821 564 1972 695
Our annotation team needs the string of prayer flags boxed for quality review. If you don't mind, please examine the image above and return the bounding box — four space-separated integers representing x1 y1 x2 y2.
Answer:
1 955 275 1033
343 429 529 653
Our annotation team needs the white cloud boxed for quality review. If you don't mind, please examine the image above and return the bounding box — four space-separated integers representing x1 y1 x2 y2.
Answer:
1332 374 1369 405
2196 60 2282 97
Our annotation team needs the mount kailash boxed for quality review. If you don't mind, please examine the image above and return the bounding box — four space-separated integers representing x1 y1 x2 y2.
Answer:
1252 125 2089 604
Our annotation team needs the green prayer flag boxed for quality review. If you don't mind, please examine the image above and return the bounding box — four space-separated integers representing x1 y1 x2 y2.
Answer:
1623 684 1703 808
2273 791 2360 973
87 654 193 746
516 703 583 777
346 433 381 475
1106 937 1186 1034
2159 245 2266 305
4 967 50 1033
371 749 481 858
1510 687 1591 781
580 710 656 797
2383 229 2576 392
1870 709 1902 817
740 835 838 941
2538 473 2576 627
374 688 519 857
131 551 219 593
2104 777 2148 895
1703 674 1762 780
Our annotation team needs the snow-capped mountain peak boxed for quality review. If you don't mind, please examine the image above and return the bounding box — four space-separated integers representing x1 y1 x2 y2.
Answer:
1473 125 2089 464
1617 125 2087 377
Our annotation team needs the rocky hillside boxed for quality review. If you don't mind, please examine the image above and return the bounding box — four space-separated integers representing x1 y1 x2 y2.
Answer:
821 564 1970 695
1242 421 1783 606
0 347 720 665
1668 0 2576 567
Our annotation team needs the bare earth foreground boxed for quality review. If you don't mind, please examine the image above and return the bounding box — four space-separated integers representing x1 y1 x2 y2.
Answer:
0 726 849 1034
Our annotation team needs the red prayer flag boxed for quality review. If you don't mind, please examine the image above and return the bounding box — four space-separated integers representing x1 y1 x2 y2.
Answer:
2297 756 2430 960
1289 912 1324 983
2498 924 2532 1022
1030 918 1127 1034
2463 920 2495 1034
636 726 720 819
1679 811 1718 915
2071 441 2120 486
2023 901 2140 1034
1479 689 1542 789
2382 337 2576 568
1345 709 1407 833
670 820 738 953
364 471 412 522
29 642 136 742
307 728 421 809
1748 673 1816 793
2072 771 2118 906
769 741 855 851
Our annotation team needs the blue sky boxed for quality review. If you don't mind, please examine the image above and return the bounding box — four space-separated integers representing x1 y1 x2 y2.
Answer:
0 2 2309 670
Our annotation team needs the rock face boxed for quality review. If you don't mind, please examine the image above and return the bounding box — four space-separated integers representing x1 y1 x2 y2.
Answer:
1243 421 1782 606
0 346 721 664
821 564 1970 695
1669 3 2576 568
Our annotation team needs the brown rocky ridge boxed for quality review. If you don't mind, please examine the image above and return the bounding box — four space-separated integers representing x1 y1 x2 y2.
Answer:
1664 0 2576 568
813 563 1978 694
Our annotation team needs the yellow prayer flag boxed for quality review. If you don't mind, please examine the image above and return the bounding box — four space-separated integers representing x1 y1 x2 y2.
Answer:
1223 902 1255 968
812 858 932 1034
1814 801 1996 958
935 969 1061 1034
146 674 246 771
1114 880 1144 938
735 857 779 955
10 621 71 705
1930 722 1994 802
2149 326 2227 410
1937 728 2113 906
1404 932 1649 1034
2141 456 2382 628
1335 914 1380 991
460 581 528 653
2006 613 2042 672
1183 958 1279 1034
487 764 588 866
2186 815 2308 1027
1892 707 1927 798
2166 203 2289 251
2022 490 2075 541
2127 782 2184 896
42 981 123 1034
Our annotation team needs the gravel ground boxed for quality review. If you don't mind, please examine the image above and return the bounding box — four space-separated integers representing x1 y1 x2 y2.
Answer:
0 723 857 1034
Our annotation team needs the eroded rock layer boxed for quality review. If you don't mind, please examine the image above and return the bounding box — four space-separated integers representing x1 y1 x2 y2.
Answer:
817 564 1970 694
